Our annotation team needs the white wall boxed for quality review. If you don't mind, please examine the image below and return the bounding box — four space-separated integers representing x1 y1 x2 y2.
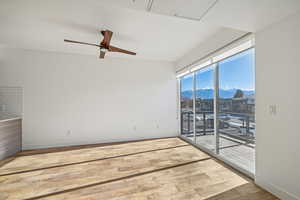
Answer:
0 48 178 149
0 86 23 116
255 11 300 200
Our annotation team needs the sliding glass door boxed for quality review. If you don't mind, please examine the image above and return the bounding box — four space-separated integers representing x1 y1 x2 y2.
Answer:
217 48 255 173
180 74 194 141
195 66 215 151
179 45 255 175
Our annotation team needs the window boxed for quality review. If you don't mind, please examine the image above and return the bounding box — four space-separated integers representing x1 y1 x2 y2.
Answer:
180 73 194 140
178 39 255 176
217 48 255 174
195 65 215 151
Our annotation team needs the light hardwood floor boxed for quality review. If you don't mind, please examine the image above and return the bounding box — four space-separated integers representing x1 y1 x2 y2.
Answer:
0 137 278 200
0 137 187 176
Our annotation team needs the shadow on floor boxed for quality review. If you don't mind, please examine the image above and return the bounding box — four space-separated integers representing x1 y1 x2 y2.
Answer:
203 183 279 200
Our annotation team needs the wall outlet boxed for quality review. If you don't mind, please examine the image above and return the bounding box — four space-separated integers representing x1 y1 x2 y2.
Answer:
269 105 277 115
66 130 72 136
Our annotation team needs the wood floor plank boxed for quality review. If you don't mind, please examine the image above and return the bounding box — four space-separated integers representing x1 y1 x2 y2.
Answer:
39 159 278 200
0 145 209 200
0 138 187 175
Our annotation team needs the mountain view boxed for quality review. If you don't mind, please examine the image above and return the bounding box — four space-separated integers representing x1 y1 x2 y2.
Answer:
181 89 255 99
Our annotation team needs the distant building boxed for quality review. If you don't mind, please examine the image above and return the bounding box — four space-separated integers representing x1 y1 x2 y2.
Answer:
219 97 255 115
181 96 255 115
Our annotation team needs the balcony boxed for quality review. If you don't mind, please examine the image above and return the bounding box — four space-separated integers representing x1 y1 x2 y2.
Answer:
181 111 255 174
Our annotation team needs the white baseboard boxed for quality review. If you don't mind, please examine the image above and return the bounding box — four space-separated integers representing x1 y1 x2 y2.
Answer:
255 177 299 200
22 135 178 150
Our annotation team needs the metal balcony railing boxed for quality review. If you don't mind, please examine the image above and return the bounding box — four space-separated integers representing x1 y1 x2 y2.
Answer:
181 111 255 145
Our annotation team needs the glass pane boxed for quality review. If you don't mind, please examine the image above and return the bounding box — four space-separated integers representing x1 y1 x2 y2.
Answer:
217 48 255 174
180 73 194 141
195 66 215 151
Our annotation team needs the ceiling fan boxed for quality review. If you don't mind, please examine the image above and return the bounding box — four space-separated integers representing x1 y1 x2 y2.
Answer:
64 30 136 59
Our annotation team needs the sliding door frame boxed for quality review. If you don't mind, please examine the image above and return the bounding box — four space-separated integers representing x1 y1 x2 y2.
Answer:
192 72 196 143
213 63 220 154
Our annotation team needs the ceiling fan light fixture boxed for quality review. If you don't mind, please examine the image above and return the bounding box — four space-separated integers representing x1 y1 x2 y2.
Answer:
100 48 107 53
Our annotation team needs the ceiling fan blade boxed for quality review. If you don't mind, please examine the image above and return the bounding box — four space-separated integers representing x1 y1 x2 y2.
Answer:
99 50 105 59
101 30 113 48
109 45 136 55
64 39 101 47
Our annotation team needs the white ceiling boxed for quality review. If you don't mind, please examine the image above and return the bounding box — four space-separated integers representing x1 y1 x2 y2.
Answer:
0 0 299 62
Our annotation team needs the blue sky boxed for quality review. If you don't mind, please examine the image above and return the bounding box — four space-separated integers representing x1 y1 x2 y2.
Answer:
181 48 255 91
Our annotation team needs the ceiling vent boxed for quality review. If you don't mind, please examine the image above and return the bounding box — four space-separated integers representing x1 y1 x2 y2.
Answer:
109 0 218 21
145 0 218 21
